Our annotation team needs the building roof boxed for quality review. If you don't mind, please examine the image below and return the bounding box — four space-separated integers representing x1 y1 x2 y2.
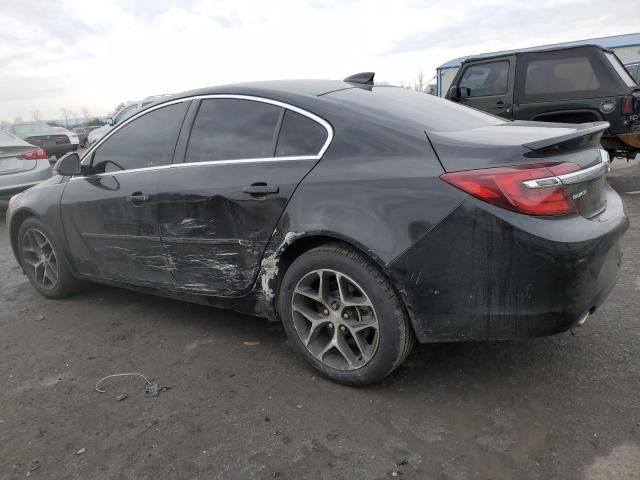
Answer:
437 32 640 70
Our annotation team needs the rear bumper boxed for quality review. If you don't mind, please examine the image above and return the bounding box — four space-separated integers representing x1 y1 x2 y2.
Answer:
387 185 629 343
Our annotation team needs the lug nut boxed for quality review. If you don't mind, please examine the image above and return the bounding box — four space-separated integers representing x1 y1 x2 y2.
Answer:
342 313 349 320
323 309 329 316
340 325 346 332
331 302 339 310
328 323 334 329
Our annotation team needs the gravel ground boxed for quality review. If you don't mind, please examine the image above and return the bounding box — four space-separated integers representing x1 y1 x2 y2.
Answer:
1 161 639 480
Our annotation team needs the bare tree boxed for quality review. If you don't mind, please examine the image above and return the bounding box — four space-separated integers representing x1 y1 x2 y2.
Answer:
30 109 41 121
13 116 23 123
414 70 427 93
81 107 90 119
60 108 75 128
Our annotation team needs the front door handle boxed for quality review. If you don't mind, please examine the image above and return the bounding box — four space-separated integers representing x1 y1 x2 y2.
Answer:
242 183 279 195
492 101 506 109
127 192 150 204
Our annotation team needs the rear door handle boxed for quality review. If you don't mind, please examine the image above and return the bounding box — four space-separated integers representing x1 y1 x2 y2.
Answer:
127 192 150 204
242 183 279 195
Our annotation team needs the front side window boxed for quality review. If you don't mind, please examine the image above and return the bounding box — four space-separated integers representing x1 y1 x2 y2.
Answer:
524 56 600 95
91 102 188 173
459 61 509 97
186 99 282 163
114 104 138 124
275 110 327 157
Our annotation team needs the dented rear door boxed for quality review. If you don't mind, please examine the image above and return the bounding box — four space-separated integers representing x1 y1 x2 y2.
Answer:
157 98 330 296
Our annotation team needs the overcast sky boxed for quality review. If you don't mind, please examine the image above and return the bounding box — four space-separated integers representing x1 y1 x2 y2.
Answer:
1 0 638 121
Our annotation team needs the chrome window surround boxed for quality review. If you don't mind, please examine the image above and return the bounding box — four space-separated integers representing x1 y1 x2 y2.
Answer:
522 149 609 189
77 94 334 178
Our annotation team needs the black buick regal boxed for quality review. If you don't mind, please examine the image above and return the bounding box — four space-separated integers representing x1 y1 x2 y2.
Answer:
6 73 629 385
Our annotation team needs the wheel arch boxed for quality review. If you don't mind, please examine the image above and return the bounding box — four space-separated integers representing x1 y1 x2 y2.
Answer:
264 231 413 331
8 208 38 264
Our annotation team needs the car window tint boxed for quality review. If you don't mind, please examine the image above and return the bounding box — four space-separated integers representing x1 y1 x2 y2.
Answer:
525 56 600 95
186 99 282 162
459 61 509 97
91 102 188 173
275 110 327 157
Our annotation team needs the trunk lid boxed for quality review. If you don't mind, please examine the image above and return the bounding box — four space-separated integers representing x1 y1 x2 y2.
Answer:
0 134 39 175
430 121 610 218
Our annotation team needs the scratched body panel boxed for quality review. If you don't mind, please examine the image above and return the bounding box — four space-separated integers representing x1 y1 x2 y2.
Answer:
59 172 174 287
156 160 317 296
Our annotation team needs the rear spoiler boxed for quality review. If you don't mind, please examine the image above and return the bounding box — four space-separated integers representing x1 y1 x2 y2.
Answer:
523 121 609 152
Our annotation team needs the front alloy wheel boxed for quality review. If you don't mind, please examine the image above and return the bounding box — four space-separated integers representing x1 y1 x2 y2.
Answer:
21 228 59 291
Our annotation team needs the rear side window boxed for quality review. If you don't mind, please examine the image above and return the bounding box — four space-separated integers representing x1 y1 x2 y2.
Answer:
91 102 188 173
459 61 509 97
524 56 600 95
275 110 327 157
186 99 282 162
606 53 638 88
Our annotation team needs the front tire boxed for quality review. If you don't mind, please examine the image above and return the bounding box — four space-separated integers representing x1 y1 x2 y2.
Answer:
17 217 82 299
278 243 415 386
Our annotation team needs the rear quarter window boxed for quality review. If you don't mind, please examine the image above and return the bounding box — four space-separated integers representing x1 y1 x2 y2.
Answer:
275 110 327 157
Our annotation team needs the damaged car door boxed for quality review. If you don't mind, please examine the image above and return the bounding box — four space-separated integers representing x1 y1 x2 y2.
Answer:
59 101 190 287
157 96 330 296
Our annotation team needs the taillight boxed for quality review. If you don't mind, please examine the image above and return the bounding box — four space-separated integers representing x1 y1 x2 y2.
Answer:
623 96 633 115
21 149 48 160
440 162 581 216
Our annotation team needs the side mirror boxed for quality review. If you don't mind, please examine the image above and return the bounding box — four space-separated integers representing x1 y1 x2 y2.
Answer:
105 117 114 126
53 152 82 176
448 86 460 100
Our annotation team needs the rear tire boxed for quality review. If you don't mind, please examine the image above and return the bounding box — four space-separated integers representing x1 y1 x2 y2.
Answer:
17 217 83 299
277 243 415 386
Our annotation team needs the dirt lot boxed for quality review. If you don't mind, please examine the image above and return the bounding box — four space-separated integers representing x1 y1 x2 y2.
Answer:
1 163 639 480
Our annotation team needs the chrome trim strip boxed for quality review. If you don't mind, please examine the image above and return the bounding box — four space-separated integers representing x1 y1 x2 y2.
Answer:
557 155 608 185
522 151 609 189
80 93 334 169
70 155 318 180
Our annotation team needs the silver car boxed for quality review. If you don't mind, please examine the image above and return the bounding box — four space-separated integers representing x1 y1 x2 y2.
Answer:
0 129 51 206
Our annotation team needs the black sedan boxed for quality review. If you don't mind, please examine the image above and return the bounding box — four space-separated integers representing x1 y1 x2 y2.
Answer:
6 74 629 385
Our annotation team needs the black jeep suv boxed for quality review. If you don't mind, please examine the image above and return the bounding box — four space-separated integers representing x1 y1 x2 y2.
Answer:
447 45 640 159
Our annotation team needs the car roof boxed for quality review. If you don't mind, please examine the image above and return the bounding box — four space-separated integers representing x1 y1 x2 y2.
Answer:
460 44 613 66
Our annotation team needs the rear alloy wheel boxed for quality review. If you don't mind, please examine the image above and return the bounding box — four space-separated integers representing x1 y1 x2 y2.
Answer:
278 243 414 385
292 269 379 370
17 217 82 299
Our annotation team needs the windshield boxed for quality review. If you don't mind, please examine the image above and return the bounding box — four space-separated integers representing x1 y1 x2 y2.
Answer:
605 52 638 88
11 124 56 137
